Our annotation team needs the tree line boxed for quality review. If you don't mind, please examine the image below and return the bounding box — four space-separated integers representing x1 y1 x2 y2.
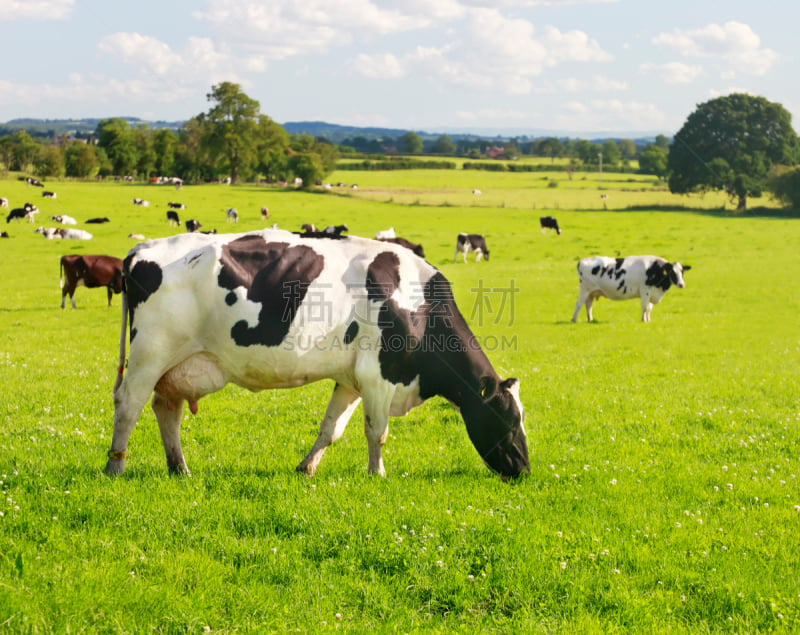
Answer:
1 85 798 209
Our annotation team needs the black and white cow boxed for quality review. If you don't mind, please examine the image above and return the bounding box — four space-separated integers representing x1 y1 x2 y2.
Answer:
132 198 150 207
6 203 38 223
226 208 238 223
0 197 8 208
166 210 180 226
454 233 489 263
322 224 348 236
185 219 202 232
26 177 44 188
51 214 77 225
42 191 57 199
105 230 529 479
572 255 691 323
167 202 185 210
540 216 561 235
35 227 93 240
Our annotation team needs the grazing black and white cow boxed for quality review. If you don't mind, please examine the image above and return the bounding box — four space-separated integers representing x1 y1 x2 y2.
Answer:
572 255 691 323
226 208 238 223
105 230 529 479
26 177 44 187
6 203 38 223
540 216 561 235
1 231 9 238
185 219 202 232
60 255 123 309
168 202 185 210
378 236 426 259
86 217 111 224
322 224 348 236
42 191 57 199
51 214 77 225
166 210 181 226
132 198 150 207
454 233 489 263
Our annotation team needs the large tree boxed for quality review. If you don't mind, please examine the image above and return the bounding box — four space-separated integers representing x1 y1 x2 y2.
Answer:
201 82 261 183
668 93 800 211
96 118 137 176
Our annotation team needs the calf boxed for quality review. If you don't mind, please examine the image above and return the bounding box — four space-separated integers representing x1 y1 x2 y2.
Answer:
226 208 238 223
454 233 489 263
60 255 123 308
572 255 691 323
51 215 77 225
105 230 528 479
540 216 561 235
166 210 180 227
185 219 202 232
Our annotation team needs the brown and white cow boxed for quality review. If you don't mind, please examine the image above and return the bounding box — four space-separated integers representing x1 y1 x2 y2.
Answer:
572 255 691 323
59 255 123 309
105 230 528 479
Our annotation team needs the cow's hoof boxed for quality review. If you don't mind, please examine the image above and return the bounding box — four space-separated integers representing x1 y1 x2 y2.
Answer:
104 460 125 476
296 462 317 477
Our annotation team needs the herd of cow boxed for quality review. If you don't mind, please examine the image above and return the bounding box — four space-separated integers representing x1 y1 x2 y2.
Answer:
5 179 692 481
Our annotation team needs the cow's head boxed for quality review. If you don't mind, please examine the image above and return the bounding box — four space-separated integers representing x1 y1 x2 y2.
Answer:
670 262 690 288
462 377 529 479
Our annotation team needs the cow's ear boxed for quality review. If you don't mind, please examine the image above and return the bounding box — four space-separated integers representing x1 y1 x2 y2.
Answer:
500 377 520 399
480 376 497 401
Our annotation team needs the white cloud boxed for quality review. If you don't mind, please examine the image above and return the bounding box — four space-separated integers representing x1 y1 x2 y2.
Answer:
652 21 778 76
557 99 667 131
353 8 612 95
0 0 74 21
640 62 703 84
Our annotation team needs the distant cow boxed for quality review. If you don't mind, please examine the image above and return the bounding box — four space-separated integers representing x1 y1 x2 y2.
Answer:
51 215 77 225
26 177 43 187
261 206 269 220
104 230 528 480
132 198 150 207
36 227 93 240
1 231 9 238
572 255 691 323
322 224 348 236
166 210 180 227
6 203 38 223
128 233 146 241
377 236 425 259
168 202 185 210
226 208 238 223
185 219 202 232
454 233 489 263
42 191 57 199
300 223 317 233
540 216 561 235
86 217 110 224
60 255 123 308
0 197 9 208
375 227 396 240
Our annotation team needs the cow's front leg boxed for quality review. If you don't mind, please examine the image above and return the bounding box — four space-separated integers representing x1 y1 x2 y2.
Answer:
106 376 153 475
640 294 652 322
361 390 394 476
152 393 189 475
297 384 361 476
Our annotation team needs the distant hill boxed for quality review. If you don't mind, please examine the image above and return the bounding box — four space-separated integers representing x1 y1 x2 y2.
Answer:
0 117 663 145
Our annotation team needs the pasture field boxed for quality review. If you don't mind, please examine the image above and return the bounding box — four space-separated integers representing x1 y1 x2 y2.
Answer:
0 171 799 633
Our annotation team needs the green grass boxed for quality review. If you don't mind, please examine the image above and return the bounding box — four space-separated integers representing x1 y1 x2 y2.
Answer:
0 172 799 632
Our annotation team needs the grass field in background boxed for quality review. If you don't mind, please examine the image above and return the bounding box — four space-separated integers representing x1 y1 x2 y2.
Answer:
0 170 798 632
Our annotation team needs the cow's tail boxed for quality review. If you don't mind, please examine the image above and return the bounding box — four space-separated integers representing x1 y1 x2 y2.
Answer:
113 289 128 394
59 257 64 289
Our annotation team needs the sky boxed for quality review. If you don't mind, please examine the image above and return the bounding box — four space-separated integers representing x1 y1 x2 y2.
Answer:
0 0 797 136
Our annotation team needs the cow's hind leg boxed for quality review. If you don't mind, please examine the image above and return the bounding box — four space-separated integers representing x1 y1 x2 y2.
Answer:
297 384 361 476
151 394 190 474
571 289 588 322
360 390 394 476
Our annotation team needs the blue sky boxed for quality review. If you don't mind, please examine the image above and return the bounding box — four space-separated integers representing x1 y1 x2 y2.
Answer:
0 0 796 136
